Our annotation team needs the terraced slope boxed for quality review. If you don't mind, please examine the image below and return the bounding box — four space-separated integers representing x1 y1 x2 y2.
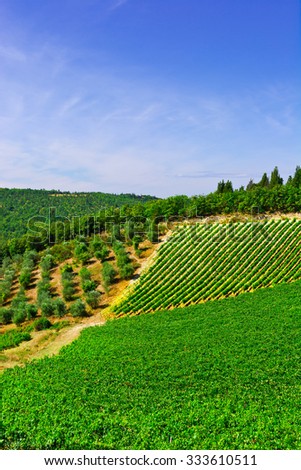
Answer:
113 219 301 315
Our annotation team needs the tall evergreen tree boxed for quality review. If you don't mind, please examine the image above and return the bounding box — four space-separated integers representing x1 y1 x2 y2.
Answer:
216 180 225 194
246 179 255 191
270 166 283 188
292 165 301 187
224 180 233 193
216 180 233 193
258 172 269 188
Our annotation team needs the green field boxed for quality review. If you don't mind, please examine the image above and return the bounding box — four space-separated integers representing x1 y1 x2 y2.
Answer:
2 280 301 450
113 219 301 314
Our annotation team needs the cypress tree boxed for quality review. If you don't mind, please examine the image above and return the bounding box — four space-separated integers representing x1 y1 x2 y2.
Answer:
270 166 283 188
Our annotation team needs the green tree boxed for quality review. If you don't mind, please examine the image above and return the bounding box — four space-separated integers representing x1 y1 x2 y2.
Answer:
74 242 90 265
270 166 283 188
101 262 117 292
258 172 269 188
85 290 101 309
53 298 67 318
70 299 88 317
292 165 301 187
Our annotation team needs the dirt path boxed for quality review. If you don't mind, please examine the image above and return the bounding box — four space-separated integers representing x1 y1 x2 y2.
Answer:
0 237 167 372
0 314 106 371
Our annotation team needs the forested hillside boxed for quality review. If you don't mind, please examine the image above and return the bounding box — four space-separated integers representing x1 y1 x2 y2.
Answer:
0 188 156 241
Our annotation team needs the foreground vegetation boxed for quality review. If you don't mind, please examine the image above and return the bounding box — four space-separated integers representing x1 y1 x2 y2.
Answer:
2 281 301 449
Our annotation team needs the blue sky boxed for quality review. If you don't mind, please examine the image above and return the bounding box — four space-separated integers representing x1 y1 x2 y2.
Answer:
0 0 300 197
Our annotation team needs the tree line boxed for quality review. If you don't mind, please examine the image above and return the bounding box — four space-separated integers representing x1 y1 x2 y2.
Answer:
0 165 300 263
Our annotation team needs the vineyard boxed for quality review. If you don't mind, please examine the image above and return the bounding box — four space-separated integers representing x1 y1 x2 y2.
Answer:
113 219 301 315
2 280 301 449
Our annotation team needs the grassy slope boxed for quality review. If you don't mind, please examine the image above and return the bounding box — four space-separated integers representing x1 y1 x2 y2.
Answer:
1 281 301 450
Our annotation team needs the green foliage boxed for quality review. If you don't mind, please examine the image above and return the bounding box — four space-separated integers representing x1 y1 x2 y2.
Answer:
37 279 52 306
61 264 76 301
270 166 283 188
216 179 233 193
113 241 134 280
101 262 117 292
61 263 73 274
82 280 97 293
50 242 74 264
74 242 90 265
40 254 55 273
89 236 110 261
132 235 141 251
70 299 88 317
2 281 301 449
0 188 155 246
85 290 101 309
0 264 16 306
11 288 27 315
41 300 55 318
118 263 134 280
12 309 27 326
19 269 31 288
292 165 301 188
0 308 13 325
33 317 52 331
79 266 91 281
62 283 75 302
0 330 31 351
52 298 67 318
95 246 110 262
25 304 38 320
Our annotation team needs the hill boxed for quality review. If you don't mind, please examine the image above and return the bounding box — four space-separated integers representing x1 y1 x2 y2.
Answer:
2 280 301 449
0 188 157 242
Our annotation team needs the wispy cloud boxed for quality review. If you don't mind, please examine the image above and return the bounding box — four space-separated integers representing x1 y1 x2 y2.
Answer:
109 0 128 12
58 96 82 117
174 171 248 179
0 44 26 62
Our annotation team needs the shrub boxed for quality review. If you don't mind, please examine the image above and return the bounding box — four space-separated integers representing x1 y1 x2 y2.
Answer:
33 317 52 331
0 330 31 351
12 308 27 326
85 290 101 309
102 262 116 291
62 283 75 301
74 243 90 265
41 300 55 317
61 264 73 274
95 246 110 262
26 304 38 320
0 307 13 325
132 235 141 251
50 242 74 264
70 299 88 317
82 280 97 293
79 267 91 281
119 263 135 280
52 298 67 318
40 254 55 272
19 269 32 288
